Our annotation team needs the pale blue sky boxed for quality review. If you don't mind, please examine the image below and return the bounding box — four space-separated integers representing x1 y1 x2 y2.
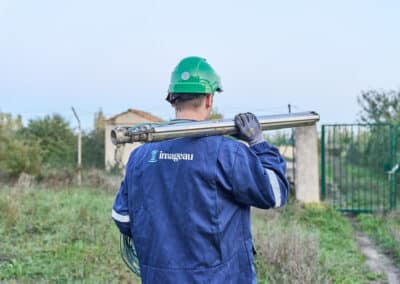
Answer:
1 0 399 130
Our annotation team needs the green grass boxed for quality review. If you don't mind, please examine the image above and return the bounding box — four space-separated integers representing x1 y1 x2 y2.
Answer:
0 187 139 283
357 211 400 265
253 202 383 283
296 204 379 283
0 187 384 283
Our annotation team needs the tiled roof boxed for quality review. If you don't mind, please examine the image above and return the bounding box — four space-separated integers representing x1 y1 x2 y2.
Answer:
106 109 163 123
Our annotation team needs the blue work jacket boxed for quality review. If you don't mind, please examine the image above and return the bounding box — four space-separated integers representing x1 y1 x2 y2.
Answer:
112 136 289 284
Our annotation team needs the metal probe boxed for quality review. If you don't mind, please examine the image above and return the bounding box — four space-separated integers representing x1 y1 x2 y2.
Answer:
111 111 319 145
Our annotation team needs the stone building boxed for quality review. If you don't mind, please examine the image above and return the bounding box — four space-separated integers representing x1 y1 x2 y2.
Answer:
105 109 163 169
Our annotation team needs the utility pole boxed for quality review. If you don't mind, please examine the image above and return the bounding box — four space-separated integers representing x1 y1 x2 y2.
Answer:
71 107 82 186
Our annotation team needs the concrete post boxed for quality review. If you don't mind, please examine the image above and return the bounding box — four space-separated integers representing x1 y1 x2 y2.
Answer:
294 125 320 202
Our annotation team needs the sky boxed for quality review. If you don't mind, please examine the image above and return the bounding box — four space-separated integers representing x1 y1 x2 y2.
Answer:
1 0 399 131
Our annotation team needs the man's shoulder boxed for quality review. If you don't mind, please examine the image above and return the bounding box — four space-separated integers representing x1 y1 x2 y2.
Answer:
195 135 246 150
220 136 249 149
214 136 251 158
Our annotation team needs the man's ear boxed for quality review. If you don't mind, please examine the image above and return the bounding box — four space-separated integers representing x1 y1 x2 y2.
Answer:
205 94 213 109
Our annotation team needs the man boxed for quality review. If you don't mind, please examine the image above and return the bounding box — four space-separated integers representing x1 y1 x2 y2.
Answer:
112 56 289 283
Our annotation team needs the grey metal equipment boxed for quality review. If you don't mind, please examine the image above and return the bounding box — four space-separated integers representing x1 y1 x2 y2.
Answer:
111 111 320 145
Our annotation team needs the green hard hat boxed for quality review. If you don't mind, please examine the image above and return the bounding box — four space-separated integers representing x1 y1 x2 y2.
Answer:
167 56 223 97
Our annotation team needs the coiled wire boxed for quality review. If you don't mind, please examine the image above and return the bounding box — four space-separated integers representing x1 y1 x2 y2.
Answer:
120 234 141 277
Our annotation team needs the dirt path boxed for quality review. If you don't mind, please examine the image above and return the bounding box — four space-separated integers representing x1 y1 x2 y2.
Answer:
350 217 400 284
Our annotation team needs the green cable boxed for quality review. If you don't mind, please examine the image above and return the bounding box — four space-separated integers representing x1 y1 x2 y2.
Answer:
120 234 141 277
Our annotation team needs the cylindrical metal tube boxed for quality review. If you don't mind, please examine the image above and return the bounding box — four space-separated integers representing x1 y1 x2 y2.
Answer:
111 111 319 145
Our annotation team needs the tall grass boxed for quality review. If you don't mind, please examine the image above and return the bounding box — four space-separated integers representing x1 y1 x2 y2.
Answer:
253 203 381 283
253 212 323 283
0 187 138 283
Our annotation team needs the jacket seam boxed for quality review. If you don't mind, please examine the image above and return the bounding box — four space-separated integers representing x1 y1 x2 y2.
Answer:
214 138 223 260
241 210 253 275
230 142 242 193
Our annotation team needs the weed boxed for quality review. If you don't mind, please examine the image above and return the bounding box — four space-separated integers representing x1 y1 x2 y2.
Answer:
0 193 19 228
253 216 323 283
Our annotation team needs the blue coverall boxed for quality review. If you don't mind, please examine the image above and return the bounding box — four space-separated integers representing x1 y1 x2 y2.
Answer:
112 135 289 284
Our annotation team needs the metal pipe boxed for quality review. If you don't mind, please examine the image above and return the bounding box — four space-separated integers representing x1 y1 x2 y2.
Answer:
111 111 320 145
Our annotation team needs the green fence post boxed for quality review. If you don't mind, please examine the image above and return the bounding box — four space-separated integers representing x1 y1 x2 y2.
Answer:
321 125 326 200
391 125 398 210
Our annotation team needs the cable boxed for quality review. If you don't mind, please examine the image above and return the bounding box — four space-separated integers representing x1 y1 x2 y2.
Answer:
120 234 141 277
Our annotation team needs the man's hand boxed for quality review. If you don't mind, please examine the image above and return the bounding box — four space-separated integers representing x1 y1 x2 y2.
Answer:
234 112 264 146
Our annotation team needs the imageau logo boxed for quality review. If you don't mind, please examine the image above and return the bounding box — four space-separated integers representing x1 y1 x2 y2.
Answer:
149 150 194 163
149 150 159 163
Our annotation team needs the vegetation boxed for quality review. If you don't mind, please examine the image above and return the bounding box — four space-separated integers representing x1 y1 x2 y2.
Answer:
0 187 138 283
322 123 397 211
0 187 382 283
264 130 293 147
0 113 42 178
357 210 400 266
18 114 77 169
355 90 400 202
358 89 400 124
82 110 106 169
0 110 105 183
253 203 381 283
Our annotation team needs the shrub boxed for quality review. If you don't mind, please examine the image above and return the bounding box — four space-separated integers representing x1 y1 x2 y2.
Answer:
0 113 42 180
253 214 323 284
3 140 42 178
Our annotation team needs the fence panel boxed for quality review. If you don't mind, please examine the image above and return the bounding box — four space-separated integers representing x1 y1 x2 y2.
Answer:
321 124 398 213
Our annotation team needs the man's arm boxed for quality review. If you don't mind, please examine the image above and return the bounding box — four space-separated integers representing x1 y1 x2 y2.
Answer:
112 178 132 236
217 113 289 209
232 140 289 209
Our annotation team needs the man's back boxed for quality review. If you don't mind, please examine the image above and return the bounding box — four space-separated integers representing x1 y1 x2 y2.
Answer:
114 135 288 283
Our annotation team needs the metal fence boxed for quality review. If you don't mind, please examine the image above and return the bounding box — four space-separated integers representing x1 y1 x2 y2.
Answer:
321 124 398 213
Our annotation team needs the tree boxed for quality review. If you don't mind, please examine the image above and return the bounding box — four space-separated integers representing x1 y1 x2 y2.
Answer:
94 109 106 130
3 140 42 178
19 114 77 168
356 90 396 171
0 112 41 178
357 89 400 123
82 110 106 169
